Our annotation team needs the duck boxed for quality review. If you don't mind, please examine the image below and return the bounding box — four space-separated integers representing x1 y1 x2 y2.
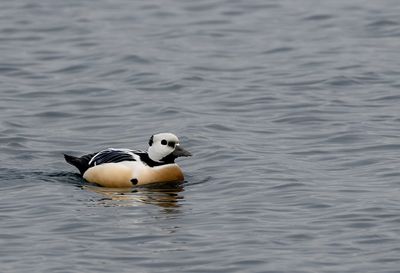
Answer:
64 133 191 188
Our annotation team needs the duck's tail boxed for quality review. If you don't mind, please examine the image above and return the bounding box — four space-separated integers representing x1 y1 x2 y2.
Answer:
64 153 95 175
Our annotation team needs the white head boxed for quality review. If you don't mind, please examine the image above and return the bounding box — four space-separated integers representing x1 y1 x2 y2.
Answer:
147 133 191 163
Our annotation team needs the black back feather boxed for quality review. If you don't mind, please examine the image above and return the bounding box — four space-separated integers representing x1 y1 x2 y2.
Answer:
88 149 136 167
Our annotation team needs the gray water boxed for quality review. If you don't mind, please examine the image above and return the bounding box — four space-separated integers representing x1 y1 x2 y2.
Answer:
1 0 400 272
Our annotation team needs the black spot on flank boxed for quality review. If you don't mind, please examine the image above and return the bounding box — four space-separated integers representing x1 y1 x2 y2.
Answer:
130 178 138 185
149 135 154 146
161 139 167 145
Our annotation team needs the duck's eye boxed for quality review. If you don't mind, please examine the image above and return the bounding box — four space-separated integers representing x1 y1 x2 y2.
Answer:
161 139 167 145
168 141 176 148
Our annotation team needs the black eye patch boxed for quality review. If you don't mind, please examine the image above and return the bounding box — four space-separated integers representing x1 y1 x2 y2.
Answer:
168 141 176 147
161 139 167 145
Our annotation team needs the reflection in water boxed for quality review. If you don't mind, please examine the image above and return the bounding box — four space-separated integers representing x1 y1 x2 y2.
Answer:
83 183 184 208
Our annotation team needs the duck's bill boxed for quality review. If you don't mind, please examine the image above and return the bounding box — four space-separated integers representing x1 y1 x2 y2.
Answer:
172 145 192 157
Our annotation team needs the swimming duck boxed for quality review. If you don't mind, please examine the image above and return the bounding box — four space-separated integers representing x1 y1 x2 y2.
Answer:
64 133 191 187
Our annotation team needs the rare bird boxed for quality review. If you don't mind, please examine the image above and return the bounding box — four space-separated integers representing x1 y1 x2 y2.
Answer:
64 133 191 187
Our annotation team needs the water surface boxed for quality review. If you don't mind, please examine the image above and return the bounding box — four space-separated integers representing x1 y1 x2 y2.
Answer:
1 0 400 272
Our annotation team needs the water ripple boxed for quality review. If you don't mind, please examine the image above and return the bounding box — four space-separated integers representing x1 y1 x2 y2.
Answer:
1 0 400 272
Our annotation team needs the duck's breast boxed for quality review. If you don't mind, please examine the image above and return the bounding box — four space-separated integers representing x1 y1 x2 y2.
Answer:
137 164 184 185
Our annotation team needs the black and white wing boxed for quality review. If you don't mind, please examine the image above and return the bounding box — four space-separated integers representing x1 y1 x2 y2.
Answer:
88 149 139 167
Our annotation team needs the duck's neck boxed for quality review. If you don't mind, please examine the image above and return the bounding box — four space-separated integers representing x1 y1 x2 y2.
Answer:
139 153 167 167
